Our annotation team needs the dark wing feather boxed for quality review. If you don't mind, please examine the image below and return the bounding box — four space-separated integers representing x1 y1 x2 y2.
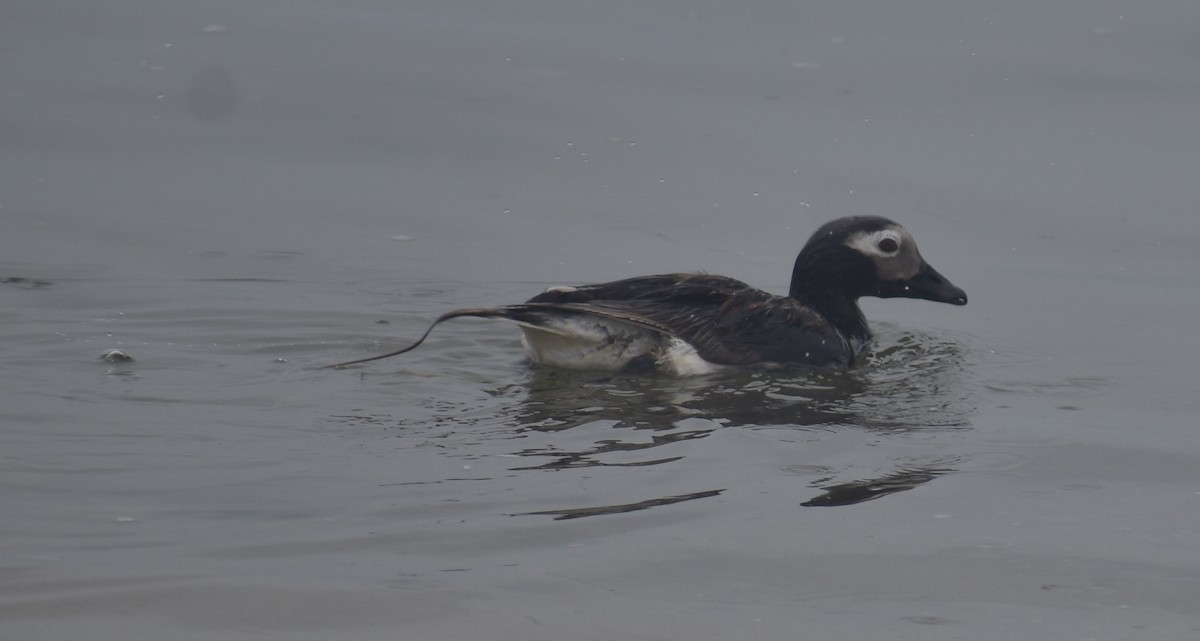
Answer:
524 273 853 366
527 273 749 305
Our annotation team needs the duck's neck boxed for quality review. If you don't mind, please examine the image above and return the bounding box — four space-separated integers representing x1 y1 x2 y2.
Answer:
789 261 872 346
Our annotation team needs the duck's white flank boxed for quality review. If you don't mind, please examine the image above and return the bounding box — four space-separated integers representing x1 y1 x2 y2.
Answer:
516 316 722 375
658 337 723 376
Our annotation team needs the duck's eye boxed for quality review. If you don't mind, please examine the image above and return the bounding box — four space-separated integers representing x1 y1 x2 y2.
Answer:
877 237 899 253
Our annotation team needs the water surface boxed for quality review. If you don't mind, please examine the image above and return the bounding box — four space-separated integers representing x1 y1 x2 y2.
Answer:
4 1 1200 639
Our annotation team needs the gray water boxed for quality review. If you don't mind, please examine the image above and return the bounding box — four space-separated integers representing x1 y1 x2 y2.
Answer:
4 1 1200 639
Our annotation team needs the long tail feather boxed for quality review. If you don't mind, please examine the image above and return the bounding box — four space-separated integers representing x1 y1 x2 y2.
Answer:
327 307 511 368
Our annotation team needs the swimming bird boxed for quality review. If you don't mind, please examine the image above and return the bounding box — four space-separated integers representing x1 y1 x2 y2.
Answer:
332 216 967 374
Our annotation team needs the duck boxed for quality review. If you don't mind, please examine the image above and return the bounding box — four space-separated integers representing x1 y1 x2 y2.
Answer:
331 216 967 374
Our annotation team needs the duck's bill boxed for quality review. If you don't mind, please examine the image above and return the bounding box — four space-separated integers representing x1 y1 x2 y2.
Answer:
881 263 968 305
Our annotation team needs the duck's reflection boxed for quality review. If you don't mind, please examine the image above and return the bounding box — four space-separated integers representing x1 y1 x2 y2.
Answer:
493 326 973 512
518 489 726 520
506 427 710 471
800 464 952 507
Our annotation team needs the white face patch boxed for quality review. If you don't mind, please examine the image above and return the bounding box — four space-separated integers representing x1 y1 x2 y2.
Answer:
846 228 903 258
845 226 922 280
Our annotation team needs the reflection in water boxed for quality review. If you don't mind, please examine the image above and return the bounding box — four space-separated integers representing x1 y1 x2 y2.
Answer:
486 326 972 515
1 276 55 289
504 325 970 430
333 324 974 516
502 325 972 434
507 428 711 470
800 463 953 507
519 489 725 520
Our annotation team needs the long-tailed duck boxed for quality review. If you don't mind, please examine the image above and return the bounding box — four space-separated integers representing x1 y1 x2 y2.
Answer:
332 216 967 374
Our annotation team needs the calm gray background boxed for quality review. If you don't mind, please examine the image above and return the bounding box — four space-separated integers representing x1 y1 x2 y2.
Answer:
3 1 1200 639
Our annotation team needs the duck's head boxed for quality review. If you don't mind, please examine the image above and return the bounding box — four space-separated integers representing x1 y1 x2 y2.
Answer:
790 216 968 306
